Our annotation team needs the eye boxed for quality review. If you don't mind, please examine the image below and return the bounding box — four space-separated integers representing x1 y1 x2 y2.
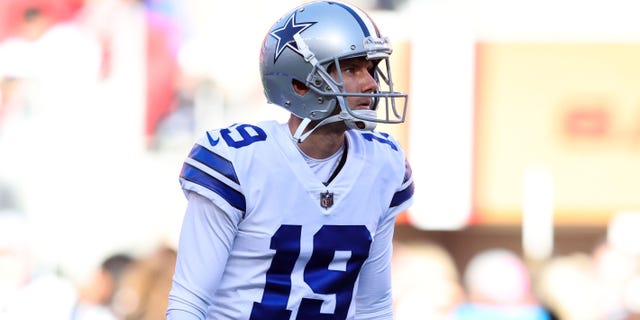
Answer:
342 66 355 74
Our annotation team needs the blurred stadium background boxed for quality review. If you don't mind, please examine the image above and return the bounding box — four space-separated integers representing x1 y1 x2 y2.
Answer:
1 0 639 319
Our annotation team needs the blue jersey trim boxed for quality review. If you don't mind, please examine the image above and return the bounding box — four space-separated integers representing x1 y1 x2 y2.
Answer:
390 182 414 208
188 145 239 184
181 163 246 211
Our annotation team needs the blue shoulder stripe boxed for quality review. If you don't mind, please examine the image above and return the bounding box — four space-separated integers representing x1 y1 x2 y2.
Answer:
390 182 414 208
181 163 246 211
188 145 239 184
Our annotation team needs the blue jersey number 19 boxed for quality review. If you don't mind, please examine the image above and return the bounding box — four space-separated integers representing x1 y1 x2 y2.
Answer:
250 225 372 320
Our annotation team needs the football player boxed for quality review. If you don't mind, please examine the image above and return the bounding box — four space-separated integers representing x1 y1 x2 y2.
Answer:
166 1 414 319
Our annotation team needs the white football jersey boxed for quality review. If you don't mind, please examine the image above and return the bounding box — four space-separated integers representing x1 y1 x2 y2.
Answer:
168 121 414 320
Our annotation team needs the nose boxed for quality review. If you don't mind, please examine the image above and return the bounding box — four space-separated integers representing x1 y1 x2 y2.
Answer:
352 71 378 111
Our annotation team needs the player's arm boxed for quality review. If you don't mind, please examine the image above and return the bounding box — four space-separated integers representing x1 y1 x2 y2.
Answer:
354 155 414 319
353 208 396 320
166 191 240 320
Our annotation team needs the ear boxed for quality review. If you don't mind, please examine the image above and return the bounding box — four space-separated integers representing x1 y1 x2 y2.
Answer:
292 79 309 95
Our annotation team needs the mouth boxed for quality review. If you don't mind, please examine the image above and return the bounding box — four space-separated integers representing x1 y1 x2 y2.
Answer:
353 99 371 110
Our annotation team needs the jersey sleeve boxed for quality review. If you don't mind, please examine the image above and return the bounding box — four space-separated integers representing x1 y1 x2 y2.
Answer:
368 132 414 216
178 130 246 218
167 192 241 320
353 199 397 320
388 157 415 214
353 131 414 319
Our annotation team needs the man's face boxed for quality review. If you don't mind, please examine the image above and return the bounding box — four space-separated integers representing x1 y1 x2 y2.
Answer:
328 57 379 111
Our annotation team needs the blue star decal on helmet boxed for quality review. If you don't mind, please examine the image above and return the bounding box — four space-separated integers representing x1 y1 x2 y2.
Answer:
270 12 316 62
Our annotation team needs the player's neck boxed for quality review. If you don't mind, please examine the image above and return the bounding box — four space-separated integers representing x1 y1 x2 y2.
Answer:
299 132 345 159
288 116 346 159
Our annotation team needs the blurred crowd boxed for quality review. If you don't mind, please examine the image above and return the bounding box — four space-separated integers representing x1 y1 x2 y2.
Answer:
0 0 198 149
0 209 177 319
0 0 204 290
0 2 192 318
391 211 640 320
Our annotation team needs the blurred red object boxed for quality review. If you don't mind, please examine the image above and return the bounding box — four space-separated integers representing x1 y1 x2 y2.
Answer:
0 0 84 41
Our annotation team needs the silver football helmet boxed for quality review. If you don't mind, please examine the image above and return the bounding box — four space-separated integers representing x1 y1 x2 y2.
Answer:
260 1 408 142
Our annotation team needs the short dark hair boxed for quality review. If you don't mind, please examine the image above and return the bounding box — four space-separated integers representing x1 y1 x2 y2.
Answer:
102 253 134 283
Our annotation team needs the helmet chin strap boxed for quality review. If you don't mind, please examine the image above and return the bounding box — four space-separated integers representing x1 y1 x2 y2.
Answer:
343 109 377 131
292 110 377 143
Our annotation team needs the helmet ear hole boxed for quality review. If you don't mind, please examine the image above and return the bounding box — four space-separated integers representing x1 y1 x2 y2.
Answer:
292 79 310 95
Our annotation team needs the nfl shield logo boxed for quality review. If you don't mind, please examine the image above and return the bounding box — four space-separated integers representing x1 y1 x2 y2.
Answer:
320 191 334 209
